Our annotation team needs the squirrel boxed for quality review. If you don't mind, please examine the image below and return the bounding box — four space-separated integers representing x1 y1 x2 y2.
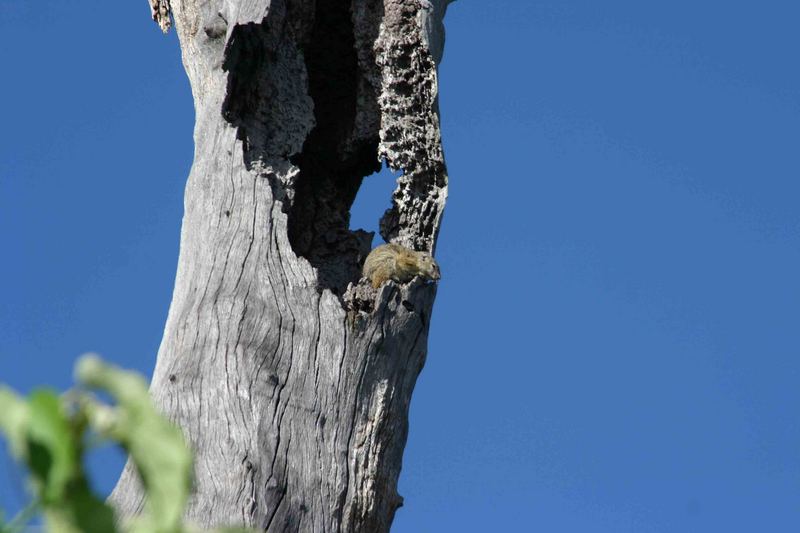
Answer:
362 243 441 289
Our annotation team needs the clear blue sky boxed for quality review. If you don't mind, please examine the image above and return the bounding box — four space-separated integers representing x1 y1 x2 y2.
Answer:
2 1 799 531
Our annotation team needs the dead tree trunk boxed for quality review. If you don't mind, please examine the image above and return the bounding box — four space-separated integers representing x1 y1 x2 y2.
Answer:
111 1 451 531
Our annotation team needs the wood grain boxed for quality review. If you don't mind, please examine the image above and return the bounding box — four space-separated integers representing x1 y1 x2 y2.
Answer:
112 1 452 530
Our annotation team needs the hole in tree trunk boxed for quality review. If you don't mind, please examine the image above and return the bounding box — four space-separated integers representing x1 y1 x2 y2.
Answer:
349 165 401 246
286 0 382 295
222 0 391 296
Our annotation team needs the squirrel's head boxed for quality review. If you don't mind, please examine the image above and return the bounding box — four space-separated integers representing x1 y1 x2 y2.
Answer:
417 252 441 281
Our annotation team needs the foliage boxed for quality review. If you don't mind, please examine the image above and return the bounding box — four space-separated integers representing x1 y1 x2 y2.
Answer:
0 354 254 533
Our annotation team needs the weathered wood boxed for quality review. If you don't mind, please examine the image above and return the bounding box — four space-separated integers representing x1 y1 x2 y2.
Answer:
112 1 452 530
148 0 172 33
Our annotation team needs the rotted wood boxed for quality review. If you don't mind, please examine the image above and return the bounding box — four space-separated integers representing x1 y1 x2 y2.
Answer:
113 1 452 531
148 0 172 33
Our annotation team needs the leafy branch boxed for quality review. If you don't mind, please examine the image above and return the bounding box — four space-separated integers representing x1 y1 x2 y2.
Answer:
0 355 253 533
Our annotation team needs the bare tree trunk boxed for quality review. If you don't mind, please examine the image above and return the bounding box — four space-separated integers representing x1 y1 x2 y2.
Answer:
111 0 451 531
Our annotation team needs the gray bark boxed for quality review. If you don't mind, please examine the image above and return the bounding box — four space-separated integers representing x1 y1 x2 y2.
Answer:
111 0 451 531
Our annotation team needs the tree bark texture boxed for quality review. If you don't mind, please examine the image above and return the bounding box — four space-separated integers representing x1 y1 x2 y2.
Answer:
111 0 451 531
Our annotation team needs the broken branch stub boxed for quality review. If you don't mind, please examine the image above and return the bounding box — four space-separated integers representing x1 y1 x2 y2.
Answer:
149 0 172 33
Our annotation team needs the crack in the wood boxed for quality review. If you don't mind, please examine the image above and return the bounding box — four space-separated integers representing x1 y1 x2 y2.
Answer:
234 289 252 428
263 431 292 531
226 136 237 222
261 215 299 529
233 176 259 292
236 452 258 524
251 205 283 405
340 301 389 523
312 296 323 392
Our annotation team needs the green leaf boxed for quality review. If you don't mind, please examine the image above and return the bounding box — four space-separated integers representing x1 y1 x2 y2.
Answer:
25 390 78 501
43 486 116 533
77 354 192 533
2 355 257 533
0 387 30 459
0 388 78 500
0 386 117 533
